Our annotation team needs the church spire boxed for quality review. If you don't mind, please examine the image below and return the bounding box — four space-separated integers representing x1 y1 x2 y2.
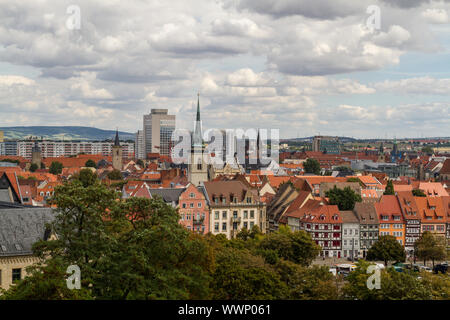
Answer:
193 93 202 148
114 128 120 147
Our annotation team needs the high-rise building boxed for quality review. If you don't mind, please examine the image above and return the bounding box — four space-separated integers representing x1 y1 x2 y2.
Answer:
135 130 145 160
143 109 176 157
312 136 340 154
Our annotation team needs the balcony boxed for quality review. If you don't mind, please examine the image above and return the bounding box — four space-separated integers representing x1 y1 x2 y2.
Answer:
193 217 204 225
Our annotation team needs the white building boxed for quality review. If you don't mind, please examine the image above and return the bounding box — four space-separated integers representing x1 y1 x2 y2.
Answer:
341 210 361 260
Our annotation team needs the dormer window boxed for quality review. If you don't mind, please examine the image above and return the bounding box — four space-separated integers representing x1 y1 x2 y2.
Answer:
320 215 325 220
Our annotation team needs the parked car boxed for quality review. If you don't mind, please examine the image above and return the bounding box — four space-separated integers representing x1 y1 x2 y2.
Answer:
419 265 432 273
433 264 448 274
329 267 337 276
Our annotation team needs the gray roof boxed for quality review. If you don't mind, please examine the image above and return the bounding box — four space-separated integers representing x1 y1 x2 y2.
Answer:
353 202 379 224
0 207 54 256
340 210 359 224
149 188 185 204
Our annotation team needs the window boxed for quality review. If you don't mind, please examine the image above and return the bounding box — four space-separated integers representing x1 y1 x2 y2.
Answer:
190 203 194 208
233 211 238 219
12 268 21 282
244 222 248 229
250 210 254 219
250 222 254 228
190 193 195 198
198 202 202 208
222 222 227 231
182 203 186 208
214 223 219 232
244 211 248 219
215 211 219 220
222 211 227 219
214 198 218 204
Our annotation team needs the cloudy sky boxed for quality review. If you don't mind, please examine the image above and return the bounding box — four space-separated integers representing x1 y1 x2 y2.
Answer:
0 0 449 139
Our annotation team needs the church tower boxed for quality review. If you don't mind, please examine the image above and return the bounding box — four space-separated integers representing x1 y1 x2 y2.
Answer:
112 129 123 170
188 94 208 186
31 140 42 169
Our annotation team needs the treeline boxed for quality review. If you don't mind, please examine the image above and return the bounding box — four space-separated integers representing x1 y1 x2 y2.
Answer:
1 170 449 300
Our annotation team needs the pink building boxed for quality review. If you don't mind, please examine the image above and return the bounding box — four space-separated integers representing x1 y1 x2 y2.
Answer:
178 183 209 234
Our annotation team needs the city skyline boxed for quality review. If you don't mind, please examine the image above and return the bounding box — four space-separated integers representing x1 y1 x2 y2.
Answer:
0 1 449 139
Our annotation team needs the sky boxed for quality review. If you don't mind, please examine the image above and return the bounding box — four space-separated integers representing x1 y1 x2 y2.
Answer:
0 0 449 139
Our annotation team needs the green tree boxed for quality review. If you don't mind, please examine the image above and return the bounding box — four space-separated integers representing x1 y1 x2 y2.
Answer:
325 186 362 210
3 181 213 300
84 159 97 168
107 169 122 180
343 260 433 300
366 235 406 266
29 163 38 172
384 180 395 195
211 246 286 299
136 159 145 168
258 226 320 266
49 161 63 175
304 158 321 175
421 146 433 154
275 260 339 300
412 189 426 197
70 168 98 187
0 258 93 300
414 231 447 267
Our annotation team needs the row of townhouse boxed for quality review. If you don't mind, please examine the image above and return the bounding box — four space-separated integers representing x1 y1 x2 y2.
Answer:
284 192 450 259
122 179 267 239
285 199 379 258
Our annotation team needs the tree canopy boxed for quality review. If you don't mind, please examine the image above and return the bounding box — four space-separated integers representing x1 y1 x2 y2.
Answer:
49 161 63 175
304 158 321 175
325 186 362 210
367 235 406 266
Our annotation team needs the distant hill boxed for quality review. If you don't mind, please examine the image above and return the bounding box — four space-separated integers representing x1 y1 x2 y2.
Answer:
0 126 135 141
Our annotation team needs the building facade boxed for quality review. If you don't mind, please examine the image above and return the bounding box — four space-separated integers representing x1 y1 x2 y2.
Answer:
178 183 210 234
143 109 176 157
204 180 266 239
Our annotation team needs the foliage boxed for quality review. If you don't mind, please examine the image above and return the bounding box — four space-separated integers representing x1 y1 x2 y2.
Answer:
303 158 321 175
414 232 447 266
70 168 98 188
421 146 434 154
84 159 97 168
136 159 145 168
49 161 63 175
343 260 434 300
107 169 122 180
258 226 320 266
325 186 362 210
29 163 38 172
366 235 406 266
412 189 426 197
384 180 394 195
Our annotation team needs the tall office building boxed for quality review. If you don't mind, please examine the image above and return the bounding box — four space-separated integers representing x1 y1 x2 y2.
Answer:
312 136 341 154
135 130 145 160
143 109 176 157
